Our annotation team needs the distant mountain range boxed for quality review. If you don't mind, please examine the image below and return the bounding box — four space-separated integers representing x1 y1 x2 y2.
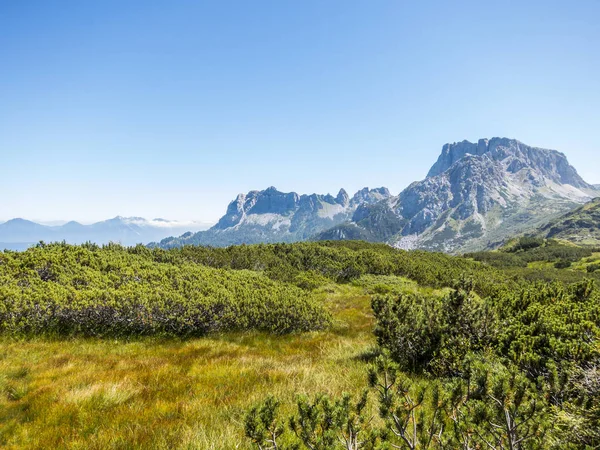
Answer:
0 217 210 250
156 137 598 253
155 187 391 248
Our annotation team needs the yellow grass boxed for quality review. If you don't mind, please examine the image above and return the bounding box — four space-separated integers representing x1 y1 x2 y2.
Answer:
0 284 384 449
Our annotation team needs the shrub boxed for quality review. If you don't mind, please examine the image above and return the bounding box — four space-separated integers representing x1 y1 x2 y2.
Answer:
0 243 331 337
372 280 497 376
587 263 600 273
508 237 545 252
554 259 572 269
245 355 550 450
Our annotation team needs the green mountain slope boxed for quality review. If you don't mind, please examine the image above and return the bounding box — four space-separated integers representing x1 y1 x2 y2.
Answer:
535 197 600 246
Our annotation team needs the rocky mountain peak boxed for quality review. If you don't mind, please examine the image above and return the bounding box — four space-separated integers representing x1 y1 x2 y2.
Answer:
427 139 490 178
159 186 392 248
426 137 591 190
316 138 594 254
336 188 350 206
350 187 391 205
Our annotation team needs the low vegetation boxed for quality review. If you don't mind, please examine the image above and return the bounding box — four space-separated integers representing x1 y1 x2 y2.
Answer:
0 240 599 448
245 278 600 449
0 242 330 337
466 237 600 282
537 197 600 247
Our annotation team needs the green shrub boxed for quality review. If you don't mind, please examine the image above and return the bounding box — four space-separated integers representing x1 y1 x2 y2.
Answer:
245 355 550 450
372 280 497 376
508 236 545 252
0 243 331 337
554 259 572 269
587 263 600 273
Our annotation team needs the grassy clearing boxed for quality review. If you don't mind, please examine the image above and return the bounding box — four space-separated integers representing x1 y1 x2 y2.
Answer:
0 282 414 449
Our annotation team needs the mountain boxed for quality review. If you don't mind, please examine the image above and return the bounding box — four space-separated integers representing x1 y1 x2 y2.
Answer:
0 219 49 243
0 217 209 250
317 138 598 253
155 186 392 248
533 197 600 247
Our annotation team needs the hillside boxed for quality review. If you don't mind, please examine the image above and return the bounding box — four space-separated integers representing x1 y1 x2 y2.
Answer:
534 197 600 246
318 138 598 252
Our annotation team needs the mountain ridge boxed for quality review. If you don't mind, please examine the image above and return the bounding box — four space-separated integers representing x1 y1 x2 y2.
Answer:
14 137 591 254
0 217 210 250
155 187 392 248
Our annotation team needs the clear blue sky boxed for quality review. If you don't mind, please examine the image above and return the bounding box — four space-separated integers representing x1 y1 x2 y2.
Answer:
1 0 598 223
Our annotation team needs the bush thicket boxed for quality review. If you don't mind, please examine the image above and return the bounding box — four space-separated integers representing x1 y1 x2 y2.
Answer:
0 242 330 337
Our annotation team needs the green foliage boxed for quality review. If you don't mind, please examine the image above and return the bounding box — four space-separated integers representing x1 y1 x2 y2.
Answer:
245 355 550 449
464 251 528 268
3 238 600 447
0 242 331 337
372 276 600 448
374 278 600 378
245 391 378 450
494 280 600 375
468 238 595 268
466 238 600 286
371 292 444 373
554 259 572 269
508 237 546 252
446 357 549 450
372 280 496 376
0 240 517 338
520 244 593 264
537 197 600 247
244 396 286 450
587 263 600 273
289 392 375 450
153 241 513 296
368 355 446 449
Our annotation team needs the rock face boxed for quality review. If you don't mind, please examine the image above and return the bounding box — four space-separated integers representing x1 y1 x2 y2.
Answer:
156 187 392 248
319 138 597 253
427 138 589 188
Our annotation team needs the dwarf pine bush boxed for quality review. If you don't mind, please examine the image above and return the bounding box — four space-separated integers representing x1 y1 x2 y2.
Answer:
0 243 331 337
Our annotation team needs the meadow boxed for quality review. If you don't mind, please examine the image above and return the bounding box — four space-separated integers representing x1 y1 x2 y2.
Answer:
1 240 599 449
1 281 412 449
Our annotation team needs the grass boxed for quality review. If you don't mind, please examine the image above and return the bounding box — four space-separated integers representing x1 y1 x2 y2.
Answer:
0 281 417 450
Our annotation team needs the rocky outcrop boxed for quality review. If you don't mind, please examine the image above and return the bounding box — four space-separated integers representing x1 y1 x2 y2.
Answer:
154 137 594 252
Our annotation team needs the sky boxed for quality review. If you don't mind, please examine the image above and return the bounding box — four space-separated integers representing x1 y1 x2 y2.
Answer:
1 0 599 223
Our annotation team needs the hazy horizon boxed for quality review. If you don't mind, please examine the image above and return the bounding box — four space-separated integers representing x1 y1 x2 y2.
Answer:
2 1 599 222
